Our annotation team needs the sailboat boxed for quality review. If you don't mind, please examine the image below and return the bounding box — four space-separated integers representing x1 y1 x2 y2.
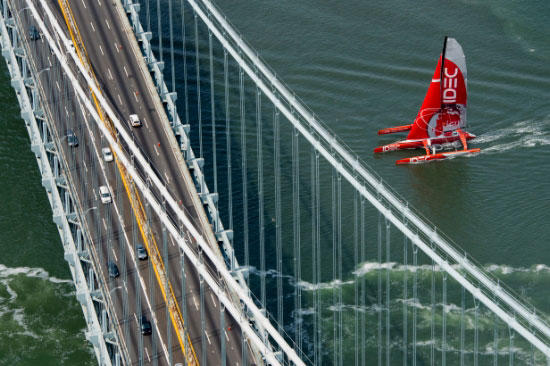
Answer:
374 36 480 165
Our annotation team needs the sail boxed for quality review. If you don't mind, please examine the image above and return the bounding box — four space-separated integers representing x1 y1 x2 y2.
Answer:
407 37 467 140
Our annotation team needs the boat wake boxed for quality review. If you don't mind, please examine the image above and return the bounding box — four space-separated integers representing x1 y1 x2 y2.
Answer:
475 118 550 153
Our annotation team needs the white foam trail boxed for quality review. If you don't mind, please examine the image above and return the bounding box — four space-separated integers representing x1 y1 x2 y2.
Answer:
0 264 72 284
475 117 550 153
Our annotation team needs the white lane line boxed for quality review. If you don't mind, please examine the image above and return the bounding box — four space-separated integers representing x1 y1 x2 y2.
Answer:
99 45 104 56
117 94 122 105
97 0 102 6
102 218 108 231
90 22 95 32
108 68 113 80
55 81 60 91
133 91 138 102
205 330 211 345
65 106 69 117
83 160 88 172
123 280 128 293
210 293 217 308
112 248 118 262
123 65 128 77
169 236 176 247
133 313 138 323
75 99 172 361
164 171 170 183
105 18 110 30
193 295 199 311
153 144 159 156
81 0 86 8
142 118 148 128
115 42 120 53
145 348 150 363
225 330 229 342
47 56 52 67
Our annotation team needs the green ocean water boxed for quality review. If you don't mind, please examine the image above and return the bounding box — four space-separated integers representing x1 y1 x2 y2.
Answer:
1 0 549 364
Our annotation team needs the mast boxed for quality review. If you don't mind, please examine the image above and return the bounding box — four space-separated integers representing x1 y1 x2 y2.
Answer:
440 36 448 109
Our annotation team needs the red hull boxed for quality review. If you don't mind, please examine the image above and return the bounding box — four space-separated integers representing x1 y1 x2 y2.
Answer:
395 148 480 165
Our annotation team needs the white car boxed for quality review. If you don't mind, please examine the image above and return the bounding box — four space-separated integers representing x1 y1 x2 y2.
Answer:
99 185 112 204
102 147 113 162
129 114 141 127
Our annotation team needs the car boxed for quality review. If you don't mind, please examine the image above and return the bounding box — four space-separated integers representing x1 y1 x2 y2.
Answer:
129 114 141 127
99 185 112 204
140 315 152 335
67 129 78 147
108 261 119 278
28 25 40 41
102 147 113 162
136 244 148 260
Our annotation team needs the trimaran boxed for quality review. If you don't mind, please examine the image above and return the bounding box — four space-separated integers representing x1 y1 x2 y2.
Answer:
374 36 480 164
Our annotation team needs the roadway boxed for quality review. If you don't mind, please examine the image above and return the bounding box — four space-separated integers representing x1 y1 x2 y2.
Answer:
10 0 249 364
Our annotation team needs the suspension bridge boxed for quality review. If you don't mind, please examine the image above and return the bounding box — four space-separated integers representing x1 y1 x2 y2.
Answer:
1 0 549 365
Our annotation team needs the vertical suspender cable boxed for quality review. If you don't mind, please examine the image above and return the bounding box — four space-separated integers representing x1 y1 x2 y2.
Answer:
274 106 283 332
412 245 418 366
494 302 499 366
311 149 318 365
316 151 322 365
460 286 465 366
209 27 217 199
332 167 338 365
181 0 190 128
257 86 265 307
194 11 202 159
292 126 301 351
386 218 391 366
169 0 175 93
338 173 343 366
474 297 479 366
403 235 408 366
378 212 382 366
431 244 436 366
442 272 447 366
224 49 232 231
239 66 249 281
361 197 366 366
354 190 359 366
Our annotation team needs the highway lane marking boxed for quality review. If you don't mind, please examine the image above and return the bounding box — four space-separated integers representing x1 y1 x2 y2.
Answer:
205 330 211 345
83 160 88 172
114 42 119 53
145 348 150 363
76 99 171 362
65 106 69 117
123 280 128 293
133 313 138 324
105 18 111 30
99 45 104 56
142 117 148 128
224 330 229 342
90 21 95 32
102 218 108 231
193 295 199 311
81 0 86 8
47 56 52 67
133 91 139 102
117 94 122 105
108 68 113 80
154 144 160 156
169 236 176 247
97 0 102 6
123 65 128 77
164 171 170 183
55 81 60 91
112 248 118 262
210 293 217 308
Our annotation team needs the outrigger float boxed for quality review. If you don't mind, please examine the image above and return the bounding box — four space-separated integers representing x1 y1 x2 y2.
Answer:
374 36 480 165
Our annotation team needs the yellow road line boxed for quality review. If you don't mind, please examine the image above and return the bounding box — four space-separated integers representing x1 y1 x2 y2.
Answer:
56 1 198 364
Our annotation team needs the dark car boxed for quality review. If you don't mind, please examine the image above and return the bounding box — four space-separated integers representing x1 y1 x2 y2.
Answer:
137 244 148 260
108 261 119 278
67 129 78 147
28 25 40 41
140 315 152 335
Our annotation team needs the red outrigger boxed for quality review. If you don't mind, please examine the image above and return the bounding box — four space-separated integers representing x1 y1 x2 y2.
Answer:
374 37 480 165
